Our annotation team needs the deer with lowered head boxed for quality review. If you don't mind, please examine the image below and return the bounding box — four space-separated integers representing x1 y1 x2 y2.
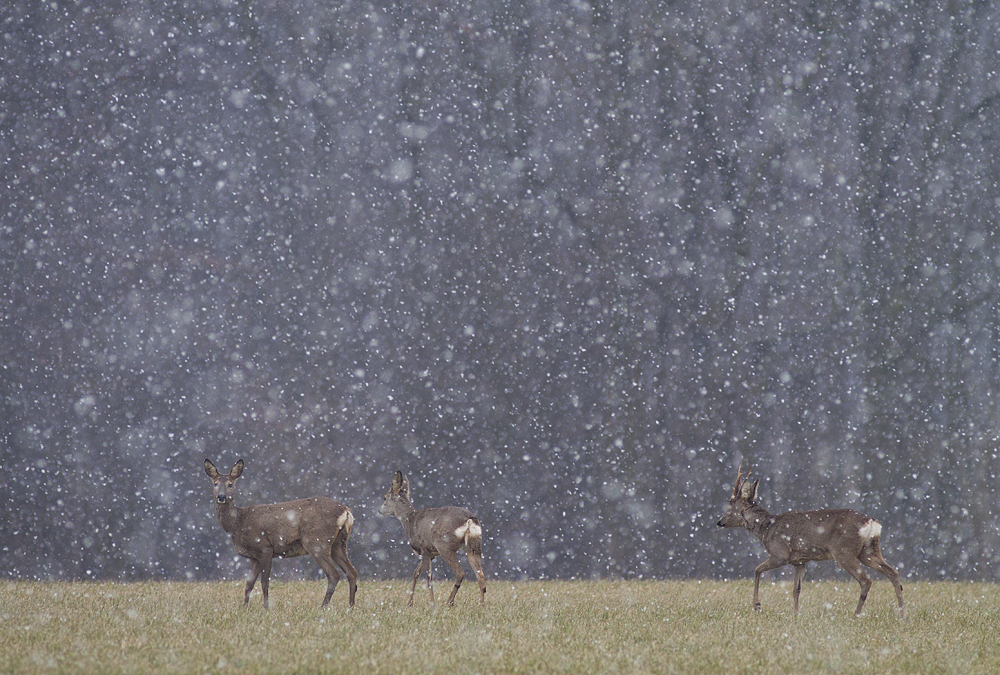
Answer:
204 459 358 609
717 467 904 617
379 471 486 606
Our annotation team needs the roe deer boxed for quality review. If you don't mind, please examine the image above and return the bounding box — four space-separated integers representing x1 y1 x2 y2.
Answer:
379 471 486 606
204 459 358 609
717 467 905 617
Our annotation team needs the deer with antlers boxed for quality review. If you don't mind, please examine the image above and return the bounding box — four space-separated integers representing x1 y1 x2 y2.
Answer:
717 467 905 617
379 471 486 606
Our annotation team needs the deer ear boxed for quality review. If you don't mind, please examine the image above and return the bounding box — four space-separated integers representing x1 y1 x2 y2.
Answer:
748 478 760 502
230 459 244 479
205 459 219 479
391 471 404 493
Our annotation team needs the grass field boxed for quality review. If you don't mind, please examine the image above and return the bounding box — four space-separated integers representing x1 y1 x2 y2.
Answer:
2 577 998 674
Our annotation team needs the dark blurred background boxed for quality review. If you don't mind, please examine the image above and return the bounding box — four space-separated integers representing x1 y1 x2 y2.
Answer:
3 0 1000 583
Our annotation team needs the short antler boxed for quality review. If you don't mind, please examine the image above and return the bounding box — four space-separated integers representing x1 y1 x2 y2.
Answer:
733 464 749 496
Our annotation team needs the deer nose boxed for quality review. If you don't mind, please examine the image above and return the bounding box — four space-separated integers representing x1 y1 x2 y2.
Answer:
716 519 725 527
216 495 227 504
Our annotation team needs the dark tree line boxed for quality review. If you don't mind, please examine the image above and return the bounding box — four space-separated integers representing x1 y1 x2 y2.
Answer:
3 0 1000 582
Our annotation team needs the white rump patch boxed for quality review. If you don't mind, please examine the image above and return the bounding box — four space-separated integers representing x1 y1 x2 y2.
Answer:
336 510 353 531
454 519 482 543
859 519 882 540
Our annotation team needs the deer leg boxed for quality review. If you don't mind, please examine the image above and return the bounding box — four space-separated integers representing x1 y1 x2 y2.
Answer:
792 564 807 614
259 556 273 610
409 555 429 606
244 559 263 607
860 546 905 617
753 556 787 612
439 548 466 606
426 555 436 604
330 537 358 608
466 548 486 606
322 564 342 608
309 542 341 608
835 555 872 616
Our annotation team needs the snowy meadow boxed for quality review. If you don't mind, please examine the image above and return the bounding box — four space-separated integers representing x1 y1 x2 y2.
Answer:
3 579 998 674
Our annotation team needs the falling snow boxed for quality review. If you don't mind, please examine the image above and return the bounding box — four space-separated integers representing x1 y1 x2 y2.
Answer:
3 1 1000 584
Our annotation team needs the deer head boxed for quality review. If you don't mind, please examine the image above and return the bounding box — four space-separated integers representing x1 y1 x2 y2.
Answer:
205 458 243 506
717 466 760 529
379 470 412 518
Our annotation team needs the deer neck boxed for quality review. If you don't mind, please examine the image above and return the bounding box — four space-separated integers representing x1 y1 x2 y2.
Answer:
394 502 418 534
743 503 775 541
215 501 244 535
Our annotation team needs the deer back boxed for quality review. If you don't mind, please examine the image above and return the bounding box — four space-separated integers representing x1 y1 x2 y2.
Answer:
762 508 877 561
233 497 352 557
407 506 479 553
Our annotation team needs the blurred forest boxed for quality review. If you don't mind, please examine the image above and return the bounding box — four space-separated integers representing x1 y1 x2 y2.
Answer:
3 0 1000 583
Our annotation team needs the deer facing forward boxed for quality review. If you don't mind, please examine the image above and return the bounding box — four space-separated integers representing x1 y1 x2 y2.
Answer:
717 467 904 617
379 471 486 606
205 459 358 609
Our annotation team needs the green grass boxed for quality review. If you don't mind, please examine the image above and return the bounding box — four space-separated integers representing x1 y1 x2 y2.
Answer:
1 578 998 674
